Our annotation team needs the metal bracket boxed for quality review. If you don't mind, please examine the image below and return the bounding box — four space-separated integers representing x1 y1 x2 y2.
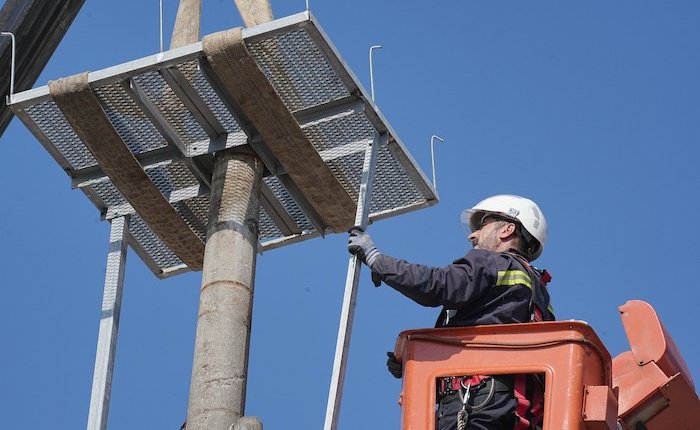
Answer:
430 134 444 190
369 45 382 102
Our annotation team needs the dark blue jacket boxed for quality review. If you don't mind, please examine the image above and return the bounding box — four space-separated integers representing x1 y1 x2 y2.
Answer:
371 248 554 327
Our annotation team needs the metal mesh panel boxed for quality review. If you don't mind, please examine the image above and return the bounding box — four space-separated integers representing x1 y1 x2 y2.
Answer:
372 147 425 212
172 194 209 242
86 161 209 218
90 177 208 271
247 29 349 112
11 14 437 278
327 145 425 214
303 110 375 152
129 214 183 271
327 151 363 203
258 207 283 242
132 70 208 146
263 176 314 232
85 178 211 270
88 180 126 209
93 81 168 154
24 100 97 170
175 60 245 139
144 161 199 197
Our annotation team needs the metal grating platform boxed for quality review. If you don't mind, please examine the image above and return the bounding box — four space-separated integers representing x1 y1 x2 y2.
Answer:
9 12 438 278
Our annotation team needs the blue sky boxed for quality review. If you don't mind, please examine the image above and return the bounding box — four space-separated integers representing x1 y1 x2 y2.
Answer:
1 1 698 428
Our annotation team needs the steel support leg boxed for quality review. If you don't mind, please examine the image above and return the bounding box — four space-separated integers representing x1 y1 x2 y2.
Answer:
324 132 385 430
87 216 129 430
186 147 264 430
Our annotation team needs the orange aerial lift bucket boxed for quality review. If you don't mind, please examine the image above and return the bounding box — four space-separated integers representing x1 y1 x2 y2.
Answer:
393 300 700 430
394 321 618 430
613 300 699 429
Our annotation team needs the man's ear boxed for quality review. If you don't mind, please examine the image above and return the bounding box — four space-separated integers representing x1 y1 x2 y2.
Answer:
498 222 518 240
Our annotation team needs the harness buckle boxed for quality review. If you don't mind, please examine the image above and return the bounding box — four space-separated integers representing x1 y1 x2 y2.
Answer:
438 375 491 398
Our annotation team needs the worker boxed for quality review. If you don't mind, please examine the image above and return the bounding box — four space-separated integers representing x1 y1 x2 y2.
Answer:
348 194 554 430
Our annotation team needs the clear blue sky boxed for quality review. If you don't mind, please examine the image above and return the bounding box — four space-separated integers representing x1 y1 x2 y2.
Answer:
1 1 698 428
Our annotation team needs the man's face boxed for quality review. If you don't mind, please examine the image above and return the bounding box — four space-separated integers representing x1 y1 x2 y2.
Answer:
468 217 507 251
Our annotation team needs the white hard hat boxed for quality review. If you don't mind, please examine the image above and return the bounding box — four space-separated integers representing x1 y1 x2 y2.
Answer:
460 194 548 261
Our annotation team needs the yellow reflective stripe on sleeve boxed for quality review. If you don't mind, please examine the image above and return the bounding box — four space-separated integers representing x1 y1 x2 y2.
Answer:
496 270 532 290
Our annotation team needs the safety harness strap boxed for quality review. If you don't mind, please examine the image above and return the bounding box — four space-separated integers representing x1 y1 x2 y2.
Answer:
506 252 551 429
514 375 532 430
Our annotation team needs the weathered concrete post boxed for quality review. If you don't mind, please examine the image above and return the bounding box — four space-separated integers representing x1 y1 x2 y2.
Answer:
170 0 201 49
187 148 264 429
233 0 273 27
173 1 273 428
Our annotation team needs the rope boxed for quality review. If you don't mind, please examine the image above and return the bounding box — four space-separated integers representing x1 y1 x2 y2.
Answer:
470 378 496 411
455 378 496 430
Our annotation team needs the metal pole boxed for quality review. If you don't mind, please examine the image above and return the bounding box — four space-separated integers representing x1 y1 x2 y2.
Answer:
0 32 15 104
159 0 164 52
430 135 444 190
186 147 264 430
86 216 130 430
369 45 382 102
324 132 385 430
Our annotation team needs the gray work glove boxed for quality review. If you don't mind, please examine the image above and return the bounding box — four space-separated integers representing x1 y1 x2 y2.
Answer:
386 351 402 379
347 227 383 287
347 226 380 265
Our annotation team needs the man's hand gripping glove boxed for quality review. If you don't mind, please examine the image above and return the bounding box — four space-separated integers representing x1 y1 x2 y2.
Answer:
347 227 383 287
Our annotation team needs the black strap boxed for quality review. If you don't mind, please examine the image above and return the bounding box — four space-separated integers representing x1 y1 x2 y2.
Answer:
505 252 554 322
438 375 514 400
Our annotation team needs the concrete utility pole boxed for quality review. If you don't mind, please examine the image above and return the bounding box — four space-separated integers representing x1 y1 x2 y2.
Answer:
170 0 201 50
233 0 273 27
180 1 273 429
187 148 264 429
